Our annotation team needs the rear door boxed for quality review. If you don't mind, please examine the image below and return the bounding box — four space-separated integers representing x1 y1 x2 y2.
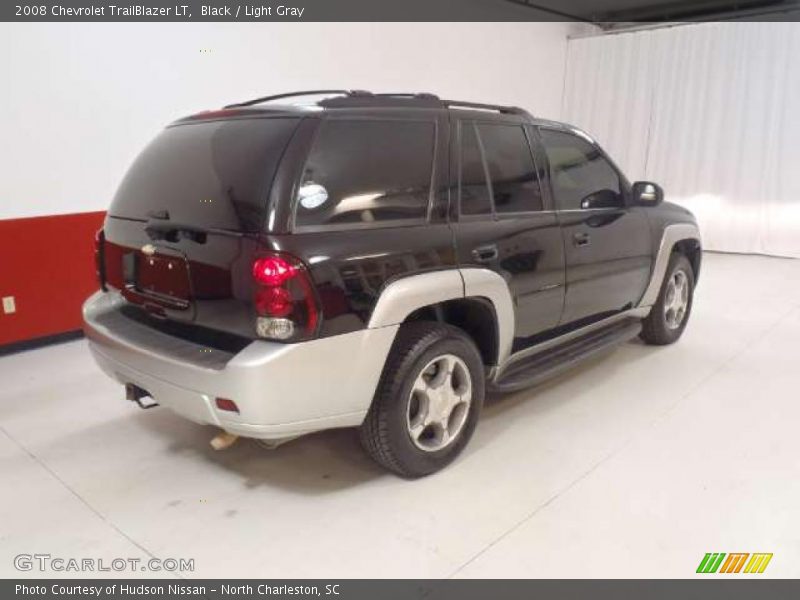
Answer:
102 116 301 338
539 127 652 325
451 117 565 353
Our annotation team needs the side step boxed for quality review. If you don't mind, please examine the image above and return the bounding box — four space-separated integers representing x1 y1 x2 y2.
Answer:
489 318 642 394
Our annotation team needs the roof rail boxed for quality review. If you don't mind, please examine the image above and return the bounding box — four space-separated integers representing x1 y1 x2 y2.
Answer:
222 90 533 117
442 99 530 116
319 92 442 109
373 92 440 100
224 89 371 109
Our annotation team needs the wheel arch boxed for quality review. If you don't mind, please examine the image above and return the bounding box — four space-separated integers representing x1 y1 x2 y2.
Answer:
403 297 500 367
673 237 702 283
638 223 702 308
367 268 515 367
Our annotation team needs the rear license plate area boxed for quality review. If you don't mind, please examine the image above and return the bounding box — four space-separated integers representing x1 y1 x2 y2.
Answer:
137 253 190 299
123 248 192 311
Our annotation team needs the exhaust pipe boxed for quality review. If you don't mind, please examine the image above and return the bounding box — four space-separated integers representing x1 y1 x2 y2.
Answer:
125 383 159 409
210 430 239 451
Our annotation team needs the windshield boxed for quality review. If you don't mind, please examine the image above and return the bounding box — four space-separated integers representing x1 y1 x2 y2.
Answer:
109 117 299 232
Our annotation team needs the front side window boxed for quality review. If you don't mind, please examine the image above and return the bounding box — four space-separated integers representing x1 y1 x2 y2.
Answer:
294 119 435 229
540 128 623 211
477 124 544 214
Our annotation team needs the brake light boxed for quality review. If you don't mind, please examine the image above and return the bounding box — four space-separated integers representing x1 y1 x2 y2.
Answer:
94 229 107 291
252 256 296 286
255 286 293 317
252 252 319 342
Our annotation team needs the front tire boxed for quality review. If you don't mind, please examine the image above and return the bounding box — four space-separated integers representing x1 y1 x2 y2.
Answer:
640 252 695 345
359 322 485 478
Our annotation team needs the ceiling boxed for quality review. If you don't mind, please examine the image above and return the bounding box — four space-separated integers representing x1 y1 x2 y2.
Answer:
505 0 800 24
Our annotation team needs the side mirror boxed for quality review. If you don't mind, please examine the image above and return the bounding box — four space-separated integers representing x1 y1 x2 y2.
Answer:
632 181 663 206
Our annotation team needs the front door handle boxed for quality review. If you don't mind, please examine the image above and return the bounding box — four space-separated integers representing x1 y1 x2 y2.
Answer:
573 232 591 248
471 244 499 263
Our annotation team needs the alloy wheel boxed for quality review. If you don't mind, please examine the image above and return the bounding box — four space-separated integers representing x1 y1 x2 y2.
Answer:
406 354 472 452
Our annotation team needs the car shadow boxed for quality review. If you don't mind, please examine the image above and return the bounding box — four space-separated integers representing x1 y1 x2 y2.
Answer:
128 409 387 493
470 339 662 452
125 339 663 493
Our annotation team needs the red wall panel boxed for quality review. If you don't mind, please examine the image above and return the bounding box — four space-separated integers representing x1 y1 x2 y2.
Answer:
0 211 106 346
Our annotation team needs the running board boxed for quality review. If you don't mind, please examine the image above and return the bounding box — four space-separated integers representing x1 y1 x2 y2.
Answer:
489 318 642 393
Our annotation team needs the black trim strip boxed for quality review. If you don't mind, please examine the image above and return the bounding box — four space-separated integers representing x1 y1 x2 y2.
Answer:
0 330 84 357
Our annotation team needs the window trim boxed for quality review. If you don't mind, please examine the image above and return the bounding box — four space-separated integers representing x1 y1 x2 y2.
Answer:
457 120 548 222
290 116 439 233
457 120 494 221
538 125 631 213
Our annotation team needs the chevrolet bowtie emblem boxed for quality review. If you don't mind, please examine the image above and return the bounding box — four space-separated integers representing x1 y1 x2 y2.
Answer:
141 244 156 256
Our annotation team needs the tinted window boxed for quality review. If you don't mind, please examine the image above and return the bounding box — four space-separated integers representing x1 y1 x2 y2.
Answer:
459 122 492 216
477 124 544 213
295 119 434 228
110 118 299 232
540 128 622 211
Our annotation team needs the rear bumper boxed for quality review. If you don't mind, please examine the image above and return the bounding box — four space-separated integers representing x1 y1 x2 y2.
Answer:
82 292 398 440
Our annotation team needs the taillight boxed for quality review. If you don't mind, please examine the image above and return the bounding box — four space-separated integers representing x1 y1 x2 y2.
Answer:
252 252 319 342
252 256 296 286
94 229 107 292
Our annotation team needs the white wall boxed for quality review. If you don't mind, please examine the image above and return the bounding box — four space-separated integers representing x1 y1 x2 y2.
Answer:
562 22 800 258
0 22 587 220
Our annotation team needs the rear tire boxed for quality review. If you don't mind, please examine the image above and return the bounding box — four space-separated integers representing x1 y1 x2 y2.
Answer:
359 322 485 478
640 252 694 345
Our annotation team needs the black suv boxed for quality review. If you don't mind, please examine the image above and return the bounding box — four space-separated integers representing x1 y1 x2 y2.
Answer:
84 90 701 477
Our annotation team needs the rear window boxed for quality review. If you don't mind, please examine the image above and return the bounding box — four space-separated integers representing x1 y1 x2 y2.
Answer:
294 119 435 229
109 118 299 232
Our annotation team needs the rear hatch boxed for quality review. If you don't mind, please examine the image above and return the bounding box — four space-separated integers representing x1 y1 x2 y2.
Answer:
101 115 301 341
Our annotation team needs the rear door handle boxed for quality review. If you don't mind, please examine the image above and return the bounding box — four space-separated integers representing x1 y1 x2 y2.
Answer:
471 244 499 263
573 232 591 248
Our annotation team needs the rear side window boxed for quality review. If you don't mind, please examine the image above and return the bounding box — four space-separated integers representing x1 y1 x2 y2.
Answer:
540 128 622 211
477 124 544 213
459 122 492 216
109 118 299 232
294 119 435 229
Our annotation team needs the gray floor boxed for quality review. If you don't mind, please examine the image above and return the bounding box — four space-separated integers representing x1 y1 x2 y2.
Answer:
1 252 799 578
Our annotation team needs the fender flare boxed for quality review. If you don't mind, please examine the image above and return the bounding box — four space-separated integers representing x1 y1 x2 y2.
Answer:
638 223 702 308
459 268 515 367
367 268 515 367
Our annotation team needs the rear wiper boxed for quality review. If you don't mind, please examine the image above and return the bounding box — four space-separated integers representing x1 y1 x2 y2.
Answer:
144 219 244 243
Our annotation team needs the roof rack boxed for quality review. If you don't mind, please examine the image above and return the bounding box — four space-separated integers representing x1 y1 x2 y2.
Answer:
224 89 371 109
442 99 529 116
373 93 440 100
318 92 443 109
222 90 533 117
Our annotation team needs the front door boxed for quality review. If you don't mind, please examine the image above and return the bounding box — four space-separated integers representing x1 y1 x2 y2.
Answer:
538 127 652 325
451 118 565 353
